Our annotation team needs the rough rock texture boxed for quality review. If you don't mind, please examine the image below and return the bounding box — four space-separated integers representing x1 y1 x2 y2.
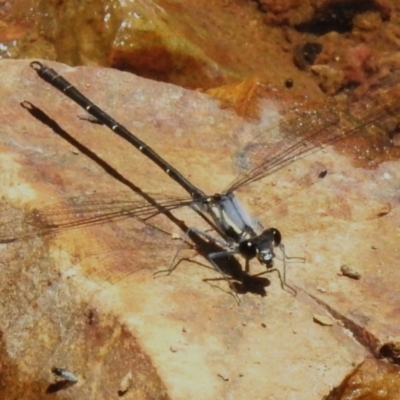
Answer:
325 358 400 400
0 59 399 399
2 0 400 98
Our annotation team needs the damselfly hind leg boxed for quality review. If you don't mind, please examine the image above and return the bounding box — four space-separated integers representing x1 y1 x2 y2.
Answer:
153 227 242 304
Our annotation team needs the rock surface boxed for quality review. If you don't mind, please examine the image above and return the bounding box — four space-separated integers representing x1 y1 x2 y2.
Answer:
0 59 399 399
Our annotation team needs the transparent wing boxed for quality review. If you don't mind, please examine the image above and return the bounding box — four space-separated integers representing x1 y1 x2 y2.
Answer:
227 91 400 192
0 191 194 243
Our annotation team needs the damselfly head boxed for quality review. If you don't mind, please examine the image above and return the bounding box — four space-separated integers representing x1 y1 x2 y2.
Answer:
238 227 281 267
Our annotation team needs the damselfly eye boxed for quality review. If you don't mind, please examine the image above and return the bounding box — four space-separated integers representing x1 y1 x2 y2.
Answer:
265 228 281 246
239 240 257 260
